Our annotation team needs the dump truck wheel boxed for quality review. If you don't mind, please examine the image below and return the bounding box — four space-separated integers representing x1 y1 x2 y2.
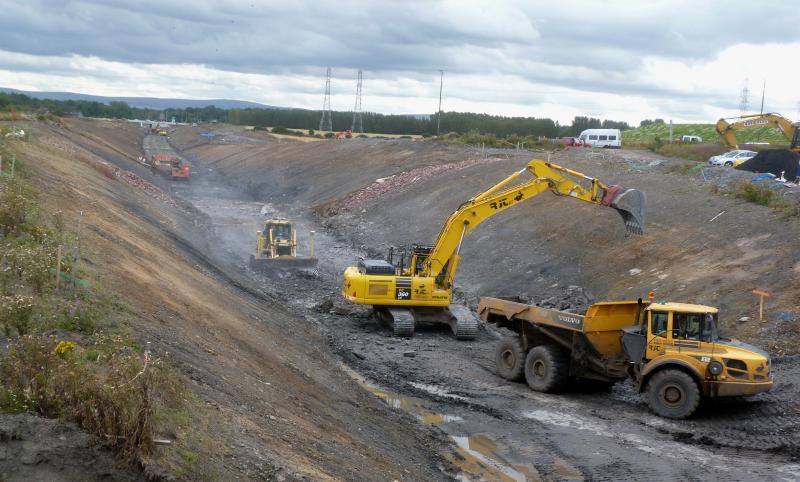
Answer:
524 345 569 392
495 337 526 381
646 369 700 419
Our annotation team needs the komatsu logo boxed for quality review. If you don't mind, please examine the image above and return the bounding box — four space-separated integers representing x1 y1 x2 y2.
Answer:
557 314 581 326
743 120 769 126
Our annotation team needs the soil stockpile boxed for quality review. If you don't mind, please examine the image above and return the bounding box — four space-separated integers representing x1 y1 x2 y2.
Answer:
736 149 800 180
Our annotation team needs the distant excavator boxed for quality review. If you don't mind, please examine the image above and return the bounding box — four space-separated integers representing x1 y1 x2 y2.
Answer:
715 113 800 152
341 159 646 339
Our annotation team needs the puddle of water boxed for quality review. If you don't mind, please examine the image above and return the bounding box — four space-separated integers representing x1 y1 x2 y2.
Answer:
409 382 469 401
451 435 537 482
339 363 462 426
340 363 538 481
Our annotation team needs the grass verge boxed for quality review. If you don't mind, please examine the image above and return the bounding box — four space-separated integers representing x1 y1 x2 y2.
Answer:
727 181 800 218
0 149 207 475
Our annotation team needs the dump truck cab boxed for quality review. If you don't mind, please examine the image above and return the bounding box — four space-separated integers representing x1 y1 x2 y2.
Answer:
479 296 773 419
625 302 773 409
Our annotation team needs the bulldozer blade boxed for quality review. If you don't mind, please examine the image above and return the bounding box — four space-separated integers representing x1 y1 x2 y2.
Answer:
610 188 646 235
250 256 318 271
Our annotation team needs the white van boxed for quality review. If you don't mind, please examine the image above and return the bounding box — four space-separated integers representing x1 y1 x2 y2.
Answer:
578 129 622 148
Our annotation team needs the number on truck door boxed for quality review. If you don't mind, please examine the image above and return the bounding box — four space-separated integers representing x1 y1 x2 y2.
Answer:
647 311 670 356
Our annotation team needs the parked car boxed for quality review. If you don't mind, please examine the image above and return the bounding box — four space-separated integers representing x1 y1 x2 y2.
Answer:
560 136 584 147
708 150 757 166
681 135 702 143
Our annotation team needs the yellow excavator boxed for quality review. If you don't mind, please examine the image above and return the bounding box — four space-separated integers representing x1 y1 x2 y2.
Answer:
341 159 646 339
250 219 318 270
715 113 800 151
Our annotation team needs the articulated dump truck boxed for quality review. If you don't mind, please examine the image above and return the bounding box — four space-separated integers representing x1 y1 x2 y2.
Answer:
478 295 773 419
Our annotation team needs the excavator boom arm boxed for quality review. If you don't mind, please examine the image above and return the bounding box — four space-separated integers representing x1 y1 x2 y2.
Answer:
716 113 799 150
421 160 645 287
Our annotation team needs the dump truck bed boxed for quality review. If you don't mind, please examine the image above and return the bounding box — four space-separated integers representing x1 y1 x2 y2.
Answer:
478 296 645 380
478 296 586 332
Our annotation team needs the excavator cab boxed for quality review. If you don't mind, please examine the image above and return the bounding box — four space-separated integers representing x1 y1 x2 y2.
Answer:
409 245 433 275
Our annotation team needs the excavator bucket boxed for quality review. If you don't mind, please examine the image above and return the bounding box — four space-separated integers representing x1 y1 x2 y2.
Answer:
609 188 646 235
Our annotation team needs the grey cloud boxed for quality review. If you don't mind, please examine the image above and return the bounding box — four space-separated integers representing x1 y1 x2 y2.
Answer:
0 0 798 118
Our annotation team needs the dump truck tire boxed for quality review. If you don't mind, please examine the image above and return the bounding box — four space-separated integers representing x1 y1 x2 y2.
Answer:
524 345 570 392
495 337 526 381
646 369 700 419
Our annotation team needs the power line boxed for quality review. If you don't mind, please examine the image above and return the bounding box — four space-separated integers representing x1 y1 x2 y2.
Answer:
319 67 332 132
351 69 363 133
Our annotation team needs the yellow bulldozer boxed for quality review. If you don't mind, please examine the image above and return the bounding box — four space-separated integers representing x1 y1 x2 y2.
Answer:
250 219 318 270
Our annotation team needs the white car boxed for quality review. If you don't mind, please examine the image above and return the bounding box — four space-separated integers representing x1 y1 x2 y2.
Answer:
708 150 757 166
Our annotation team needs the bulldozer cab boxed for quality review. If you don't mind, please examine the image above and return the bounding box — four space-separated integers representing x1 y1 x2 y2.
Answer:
251 219 317 270
264 221 292 242
257 220 295 258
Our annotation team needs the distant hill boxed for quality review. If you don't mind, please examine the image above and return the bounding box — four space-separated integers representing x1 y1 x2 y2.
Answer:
0 87 277 110
623 123 787 145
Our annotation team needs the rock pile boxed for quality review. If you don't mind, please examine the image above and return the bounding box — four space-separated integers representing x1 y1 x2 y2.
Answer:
338 156 507 211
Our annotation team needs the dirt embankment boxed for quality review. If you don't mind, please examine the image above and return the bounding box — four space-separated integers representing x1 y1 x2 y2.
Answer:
175 131 800 354
3 119 450 480
169 126 486 204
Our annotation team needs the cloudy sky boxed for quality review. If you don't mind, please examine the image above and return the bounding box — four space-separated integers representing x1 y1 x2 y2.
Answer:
1 0 799 124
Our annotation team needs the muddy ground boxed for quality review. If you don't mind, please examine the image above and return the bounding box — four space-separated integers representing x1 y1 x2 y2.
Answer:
164 126 800 480
6 119 799 481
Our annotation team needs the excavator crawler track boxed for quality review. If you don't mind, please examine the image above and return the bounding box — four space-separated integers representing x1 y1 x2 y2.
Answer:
447 304 479 340
385 309 415 337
